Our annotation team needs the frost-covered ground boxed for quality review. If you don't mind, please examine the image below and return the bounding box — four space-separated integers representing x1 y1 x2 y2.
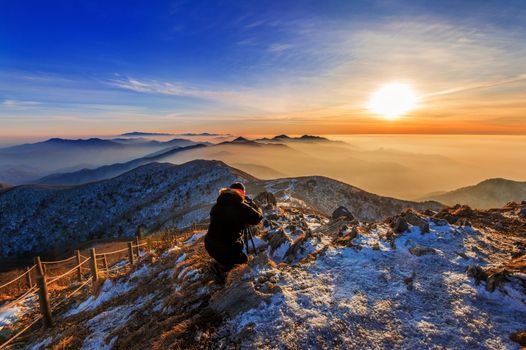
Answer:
225 221 525 349
21 200 526 349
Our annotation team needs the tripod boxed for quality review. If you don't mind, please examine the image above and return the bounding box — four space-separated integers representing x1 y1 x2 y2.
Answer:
243 226 257 255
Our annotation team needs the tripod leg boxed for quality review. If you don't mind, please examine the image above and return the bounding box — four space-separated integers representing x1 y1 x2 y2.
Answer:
243 229 250 254
249 231 257 254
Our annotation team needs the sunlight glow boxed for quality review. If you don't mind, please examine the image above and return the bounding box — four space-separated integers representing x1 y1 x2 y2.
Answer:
368 83 419 120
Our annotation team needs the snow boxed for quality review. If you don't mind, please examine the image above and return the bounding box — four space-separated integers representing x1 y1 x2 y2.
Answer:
243 236 267 253
129 265 150 279
225 221 526 349
0 294 36 332
27 336 54 350
66 279 133 316
270 241 291 261
81 305 132 350
175 253 187 264
0 305 21 330
184 231 206 245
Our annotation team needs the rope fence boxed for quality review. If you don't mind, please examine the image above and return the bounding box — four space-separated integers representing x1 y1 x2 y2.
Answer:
46 258 91 285
0 265 35 291
0 224 207 349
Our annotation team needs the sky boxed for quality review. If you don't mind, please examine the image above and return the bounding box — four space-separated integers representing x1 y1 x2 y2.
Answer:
0 0 525 137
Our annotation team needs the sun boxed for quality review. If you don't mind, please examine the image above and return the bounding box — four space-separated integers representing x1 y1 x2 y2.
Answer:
368 83 418 120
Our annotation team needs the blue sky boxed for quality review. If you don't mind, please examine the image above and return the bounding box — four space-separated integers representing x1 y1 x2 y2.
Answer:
1 0 525 137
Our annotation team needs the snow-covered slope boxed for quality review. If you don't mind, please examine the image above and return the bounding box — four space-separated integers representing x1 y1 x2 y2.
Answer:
19 199 526 349
0 161 440 260
256 176 443 221
0 160 253 259
424 178 526 209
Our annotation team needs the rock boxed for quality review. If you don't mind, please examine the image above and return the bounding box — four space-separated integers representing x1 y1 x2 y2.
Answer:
331 206 354 221
457 218 471 228
485 271 508 292
423 209 437 216
334 226 358 247
389 216 409 234
517 207 526 218
210 279 272 316
409 245 436 256
401 209 430 233
431 218 449 226
254 191 277 210
284 235 310 262
466 265 487 284
510 330 526 346
503 201 518 209
404 272 416 291
451 205 475 217
268 229 293 257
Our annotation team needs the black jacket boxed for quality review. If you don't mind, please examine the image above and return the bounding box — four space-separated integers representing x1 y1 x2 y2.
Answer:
206 188 263 243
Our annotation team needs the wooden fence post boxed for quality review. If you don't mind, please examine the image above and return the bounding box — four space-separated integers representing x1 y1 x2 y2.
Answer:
128 242 135 265
34 256 52 327
25 266 33 289
75 250 82 282
103 254 109 272
135 236 140 256
90 248 99 283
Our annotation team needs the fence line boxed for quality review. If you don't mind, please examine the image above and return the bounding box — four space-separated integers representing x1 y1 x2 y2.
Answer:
46 258 91 285
41 255 77 265
0 265 36 290
0 224 207 349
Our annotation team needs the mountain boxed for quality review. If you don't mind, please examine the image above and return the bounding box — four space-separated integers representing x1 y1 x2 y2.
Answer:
0 138 125 154
0 138 202 184
254 176 442 221
0 137 203 184
17 196 526 349
1 160 441 260
120 132 174 136
178 132 229 137
424 178 526 209
35 144 207 185
231 163 286 179
33 139 296 185
0 160 254 259
256 134 333 143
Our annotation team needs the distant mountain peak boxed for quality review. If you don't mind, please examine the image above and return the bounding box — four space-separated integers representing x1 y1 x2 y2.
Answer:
121 131 174 136
273 134 291 140
231 137 253 143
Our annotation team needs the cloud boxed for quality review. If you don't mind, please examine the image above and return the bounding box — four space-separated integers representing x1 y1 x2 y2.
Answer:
267 43 295 53
107 77 237 100
2 99 41 108
426 74 526 97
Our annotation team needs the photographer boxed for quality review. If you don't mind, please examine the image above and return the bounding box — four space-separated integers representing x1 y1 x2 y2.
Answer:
204 182 262 278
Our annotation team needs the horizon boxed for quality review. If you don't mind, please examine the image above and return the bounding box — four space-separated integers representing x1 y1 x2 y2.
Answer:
1 0 526 136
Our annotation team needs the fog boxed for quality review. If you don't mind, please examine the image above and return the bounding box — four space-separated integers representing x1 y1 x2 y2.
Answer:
1 134 524 200
157 135 526 200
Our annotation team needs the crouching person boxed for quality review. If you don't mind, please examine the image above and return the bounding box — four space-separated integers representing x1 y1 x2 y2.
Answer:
205 182 262 279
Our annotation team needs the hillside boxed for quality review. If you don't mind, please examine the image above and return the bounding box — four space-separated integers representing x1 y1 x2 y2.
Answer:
16 197 526 349
36 144 207 185
33 139 305 186
425 178 526 209
0 137 202 184
257 176 443 222
0 161 440 260
0 160 253 260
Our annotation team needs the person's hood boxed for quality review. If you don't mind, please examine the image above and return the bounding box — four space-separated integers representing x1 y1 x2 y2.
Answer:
216 188 244 204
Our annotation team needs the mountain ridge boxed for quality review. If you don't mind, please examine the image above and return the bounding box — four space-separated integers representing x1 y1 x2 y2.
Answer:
1 160 440 259
423 177 526 209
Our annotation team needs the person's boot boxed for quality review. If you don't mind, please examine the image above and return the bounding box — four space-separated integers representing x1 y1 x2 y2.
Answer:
210 261 226 285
